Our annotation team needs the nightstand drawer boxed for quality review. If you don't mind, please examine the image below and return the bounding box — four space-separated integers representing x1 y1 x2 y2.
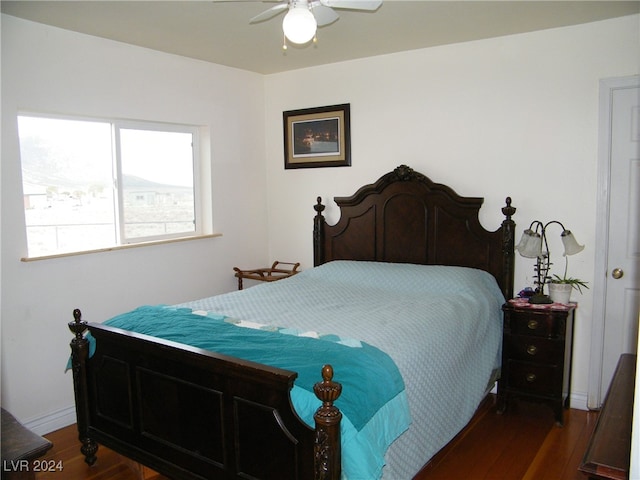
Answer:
509 314 565 338
506 335 563 364
506 361 558 395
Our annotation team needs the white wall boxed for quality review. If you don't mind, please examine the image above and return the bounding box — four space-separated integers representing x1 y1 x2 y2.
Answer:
264 15 640 408
1 15 269 429
2 12 638 433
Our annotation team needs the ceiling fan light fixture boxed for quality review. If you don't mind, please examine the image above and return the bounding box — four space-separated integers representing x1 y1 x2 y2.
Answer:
282 6 317 44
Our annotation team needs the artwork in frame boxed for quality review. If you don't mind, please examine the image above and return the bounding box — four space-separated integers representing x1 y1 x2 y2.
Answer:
283 104 351 169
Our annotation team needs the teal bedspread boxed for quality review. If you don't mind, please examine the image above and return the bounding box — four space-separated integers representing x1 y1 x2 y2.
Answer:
104 305 404 431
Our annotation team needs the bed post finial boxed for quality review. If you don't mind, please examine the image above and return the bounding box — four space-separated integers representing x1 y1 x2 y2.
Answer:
69 309 85 340
68 309 99 466
313 197 326 267
314 196 325 215
501 197 516 300
502 197 515 220
313 364 342 480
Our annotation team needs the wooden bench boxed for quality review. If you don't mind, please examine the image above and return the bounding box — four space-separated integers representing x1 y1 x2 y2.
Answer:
579 353 636 480
1 408 53 480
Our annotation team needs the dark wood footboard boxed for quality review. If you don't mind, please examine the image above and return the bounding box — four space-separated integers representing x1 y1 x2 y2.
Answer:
68 309 342 480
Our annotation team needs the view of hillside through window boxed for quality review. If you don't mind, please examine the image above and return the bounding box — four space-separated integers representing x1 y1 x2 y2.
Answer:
18 115 196 257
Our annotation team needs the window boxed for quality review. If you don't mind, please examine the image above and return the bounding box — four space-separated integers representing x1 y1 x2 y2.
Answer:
18 114 205 258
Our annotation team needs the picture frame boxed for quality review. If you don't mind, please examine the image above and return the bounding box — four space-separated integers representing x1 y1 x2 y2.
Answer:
283 103 351 169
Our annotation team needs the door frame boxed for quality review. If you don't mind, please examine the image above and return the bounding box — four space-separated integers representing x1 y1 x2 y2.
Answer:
588 75 640 409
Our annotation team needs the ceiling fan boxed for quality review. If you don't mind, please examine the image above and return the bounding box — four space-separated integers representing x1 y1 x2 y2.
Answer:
249 0 383 45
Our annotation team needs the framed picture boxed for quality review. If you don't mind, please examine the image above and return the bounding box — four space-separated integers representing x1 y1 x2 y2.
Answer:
283 104 351 169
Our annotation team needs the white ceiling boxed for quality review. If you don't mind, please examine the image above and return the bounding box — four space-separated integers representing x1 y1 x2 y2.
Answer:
2 1 639 74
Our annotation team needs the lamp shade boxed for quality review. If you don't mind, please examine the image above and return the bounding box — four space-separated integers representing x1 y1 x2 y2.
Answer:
561 230 585 256
282 7 317 44
515 229 543 258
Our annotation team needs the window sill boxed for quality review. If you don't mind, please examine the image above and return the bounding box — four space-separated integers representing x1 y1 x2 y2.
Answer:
20 233 222 262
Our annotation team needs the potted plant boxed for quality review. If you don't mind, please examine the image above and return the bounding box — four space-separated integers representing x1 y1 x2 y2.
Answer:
549 257 588 304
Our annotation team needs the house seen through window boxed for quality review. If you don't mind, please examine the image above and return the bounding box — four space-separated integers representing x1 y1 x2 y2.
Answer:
18 114 201 258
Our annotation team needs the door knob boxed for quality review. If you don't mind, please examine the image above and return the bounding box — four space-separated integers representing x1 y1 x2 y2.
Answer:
612 268 624 279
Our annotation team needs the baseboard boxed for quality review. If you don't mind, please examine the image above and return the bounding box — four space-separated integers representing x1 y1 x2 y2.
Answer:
24 405 76 436
571 391 589 411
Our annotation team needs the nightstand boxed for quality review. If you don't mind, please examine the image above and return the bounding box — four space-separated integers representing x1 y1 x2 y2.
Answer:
496 298 576 426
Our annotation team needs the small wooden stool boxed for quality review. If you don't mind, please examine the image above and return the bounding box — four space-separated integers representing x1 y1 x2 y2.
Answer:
233 261 300 290
1 408 53 480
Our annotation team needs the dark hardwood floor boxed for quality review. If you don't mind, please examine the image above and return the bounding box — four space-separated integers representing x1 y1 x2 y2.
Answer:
33 395 597 480
415 396 597 480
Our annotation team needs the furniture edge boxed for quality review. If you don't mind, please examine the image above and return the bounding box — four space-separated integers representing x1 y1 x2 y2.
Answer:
579 353 636 480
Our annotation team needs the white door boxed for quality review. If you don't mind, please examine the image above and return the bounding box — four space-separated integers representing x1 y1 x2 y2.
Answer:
589 76 640 409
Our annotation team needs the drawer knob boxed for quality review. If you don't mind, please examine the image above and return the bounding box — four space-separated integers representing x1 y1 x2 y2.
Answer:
527 320 539 330
526 373 537 383
526 345 538 356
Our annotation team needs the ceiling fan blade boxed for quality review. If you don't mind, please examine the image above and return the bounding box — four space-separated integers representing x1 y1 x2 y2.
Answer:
249 3 289 24
320 0 382 11
311 4 339 27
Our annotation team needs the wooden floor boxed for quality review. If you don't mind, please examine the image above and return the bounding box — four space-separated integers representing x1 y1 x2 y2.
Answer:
33 396 597 480
414 396 598 480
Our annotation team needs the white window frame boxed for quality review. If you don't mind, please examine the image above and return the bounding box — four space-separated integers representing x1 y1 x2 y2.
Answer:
112 120 202 244
18 113 213 260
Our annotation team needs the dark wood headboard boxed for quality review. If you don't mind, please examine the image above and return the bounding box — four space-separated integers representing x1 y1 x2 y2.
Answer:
313 165 516 299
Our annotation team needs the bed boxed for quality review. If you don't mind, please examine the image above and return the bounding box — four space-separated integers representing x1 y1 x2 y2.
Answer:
68 164 516 480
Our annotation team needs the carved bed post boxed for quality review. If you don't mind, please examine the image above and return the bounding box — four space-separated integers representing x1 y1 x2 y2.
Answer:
313 365 342 480
501 197 516 300
68 309 98 466
313 197 326 267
